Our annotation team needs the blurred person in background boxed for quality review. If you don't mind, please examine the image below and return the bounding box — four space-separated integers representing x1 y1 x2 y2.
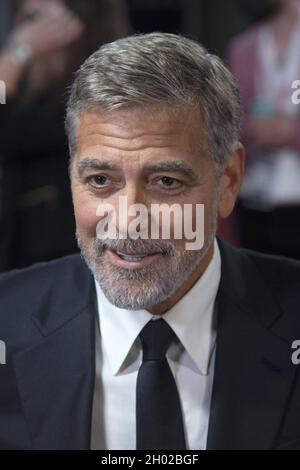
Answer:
227 0 300 259
0 0 130 271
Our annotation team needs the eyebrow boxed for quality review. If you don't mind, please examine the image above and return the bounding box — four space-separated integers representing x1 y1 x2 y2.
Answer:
77 158 199 183
143 161 199 183
77 159 122 177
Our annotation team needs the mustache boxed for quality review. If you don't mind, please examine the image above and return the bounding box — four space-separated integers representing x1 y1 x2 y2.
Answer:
95 237 176 256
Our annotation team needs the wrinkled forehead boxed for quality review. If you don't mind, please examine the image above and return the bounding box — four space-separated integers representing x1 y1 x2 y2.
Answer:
75 105 208 163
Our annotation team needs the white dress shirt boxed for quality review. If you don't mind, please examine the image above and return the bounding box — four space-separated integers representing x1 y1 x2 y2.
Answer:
91 238 221 450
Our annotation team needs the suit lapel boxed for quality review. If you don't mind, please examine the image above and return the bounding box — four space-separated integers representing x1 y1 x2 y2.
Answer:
9 242 298 449
207 239 298 449
12 256 97 449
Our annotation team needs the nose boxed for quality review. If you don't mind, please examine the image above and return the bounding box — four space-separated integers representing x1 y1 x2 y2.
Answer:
117 183 150 238
122 181 146 208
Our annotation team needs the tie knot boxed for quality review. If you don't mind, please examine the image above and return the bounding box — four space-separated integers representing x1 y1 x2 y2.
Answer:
139 318 175 362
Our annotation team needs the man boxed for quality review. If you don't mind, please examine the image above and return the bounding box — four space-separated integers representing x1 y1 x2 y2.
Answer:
0 32 300 450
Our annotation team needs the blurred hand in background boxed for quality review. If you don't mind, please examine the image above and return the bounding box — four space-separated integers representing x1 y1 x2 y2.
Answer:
10 0 85 58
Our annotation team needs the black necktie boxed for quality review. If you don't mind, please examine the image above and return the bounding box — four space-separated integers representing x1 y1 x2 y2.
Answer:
136 318 186 450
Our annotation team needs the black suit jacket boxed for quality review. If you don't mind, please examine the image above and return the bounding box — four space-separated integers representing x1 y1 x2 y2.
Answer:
1 238 300 450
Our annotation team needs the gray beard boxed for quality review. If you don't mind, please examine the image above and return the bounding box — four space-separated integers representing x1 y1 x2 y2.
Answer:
77 197 219 310
79 234 215 310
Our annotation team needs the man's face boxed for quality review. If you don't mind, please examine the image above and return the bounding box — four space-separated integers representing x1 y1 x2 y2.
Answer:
71 106 221 311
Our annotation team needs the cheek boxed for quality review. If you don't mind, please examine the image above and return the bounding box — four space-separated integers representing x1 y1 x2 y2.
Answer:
73 192 100 236
203 196 218 232
191 192 218 243
191 191 216 225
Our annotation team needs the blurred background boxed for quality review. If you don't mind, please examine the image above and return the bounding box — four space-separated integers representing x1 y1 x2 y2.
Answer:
0 0 300 271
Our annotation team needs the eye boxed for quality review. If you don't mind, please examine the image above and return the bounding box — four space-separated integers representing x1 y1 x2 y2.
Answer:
87 175 108 188
156 176 183 190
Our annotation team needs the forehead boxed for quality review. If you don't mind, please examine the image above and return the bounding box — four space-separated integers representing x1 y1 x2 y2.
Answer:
75 106 207 165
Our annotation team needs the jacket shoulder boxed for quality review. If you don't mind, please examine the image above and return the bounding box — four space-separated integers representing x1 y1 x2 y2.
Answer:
218 238 300 326
0 254 91 348
235 245 300 325
244 248 300 288
0 253 85 296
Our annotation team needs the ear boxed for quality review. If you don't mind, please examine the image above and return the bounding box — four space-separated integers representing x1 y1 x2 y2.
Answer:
218 143 245 219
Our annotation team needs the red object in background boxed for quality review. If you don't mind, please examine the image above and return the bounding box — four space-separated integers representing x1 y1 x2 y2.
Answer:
218 215 240 246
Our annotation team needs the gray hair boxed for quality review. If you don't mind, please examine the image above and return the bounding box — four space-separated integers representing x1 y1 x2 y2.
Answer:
66 32 241 177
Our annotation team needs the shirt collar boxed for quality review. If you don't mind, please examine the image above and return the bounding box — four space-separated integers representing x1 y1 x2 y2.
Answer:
95 238 221 376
